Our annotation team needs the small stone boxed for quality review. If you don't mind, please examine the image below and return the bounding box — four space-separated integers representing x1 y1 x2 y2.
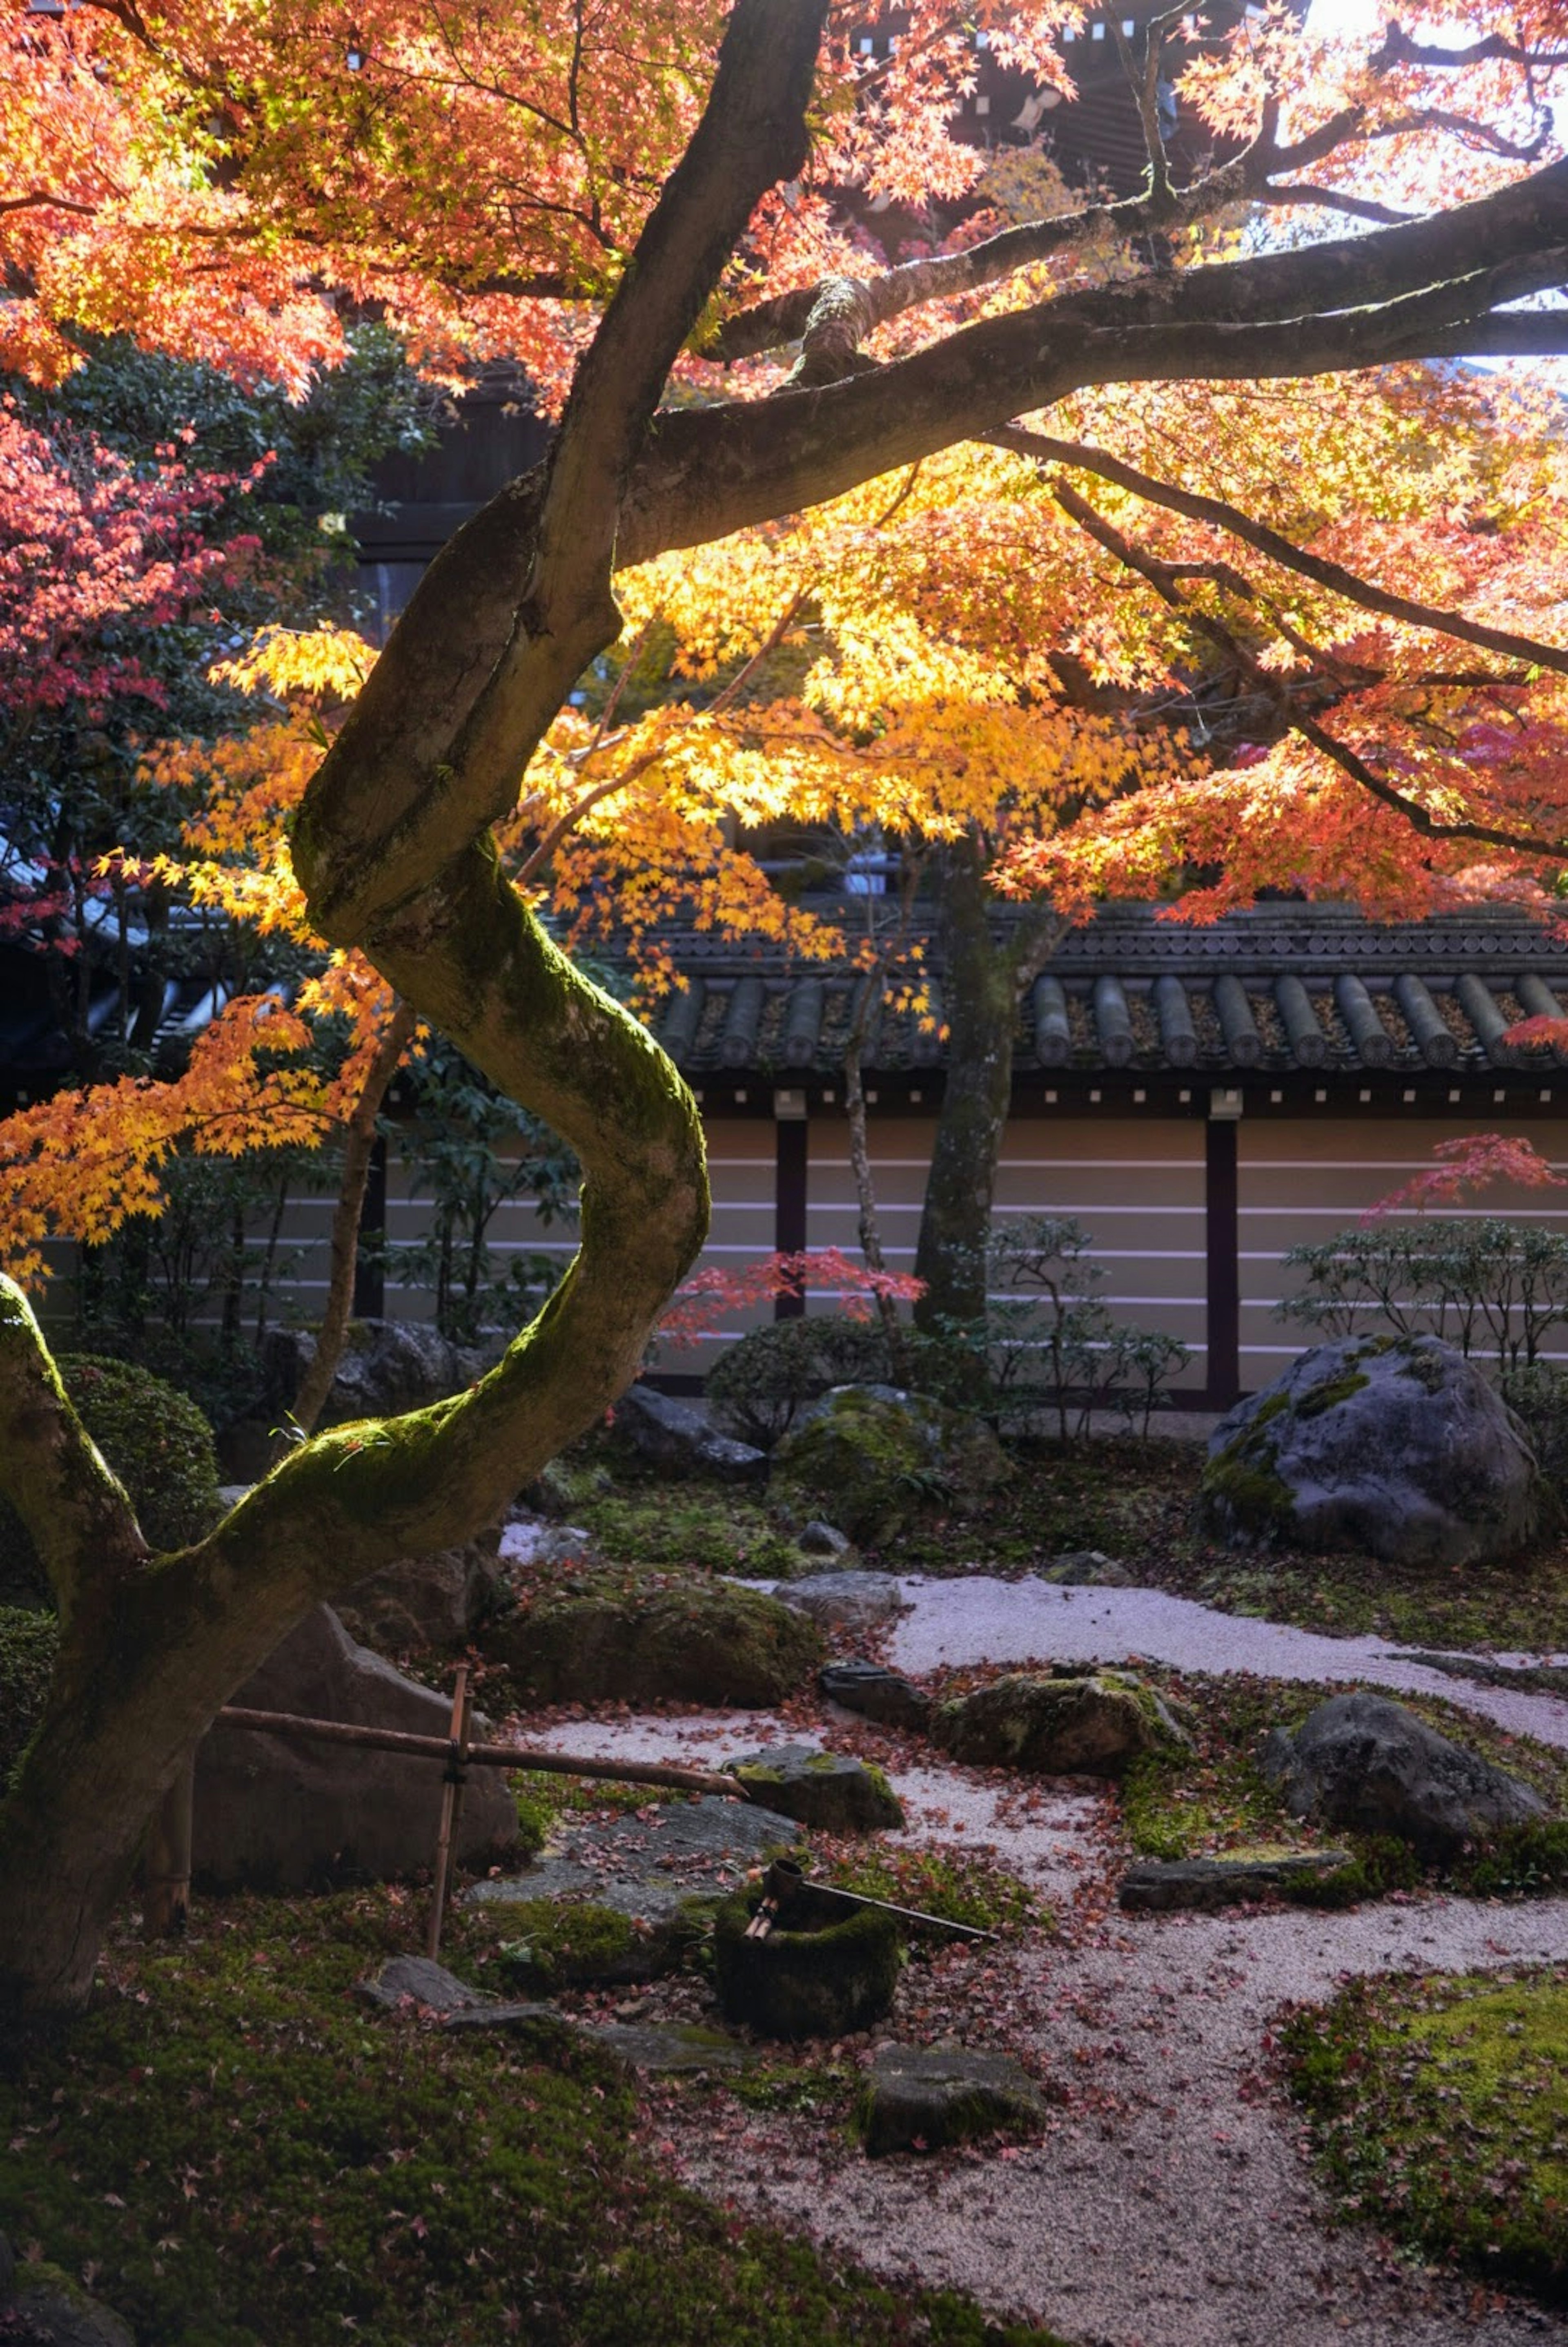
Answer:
442 2001 572 2043
497 1517 598 1570
1046 1550 1137 1587
10 2284 136 2346
356 1955 492 2013
819 1661 931 1732
774 1571 907 1631
799 1520 852 1558
733 1743 904 1832
858 2043 1044 2157
1118 1850 1353 1912
582 2021 755 2074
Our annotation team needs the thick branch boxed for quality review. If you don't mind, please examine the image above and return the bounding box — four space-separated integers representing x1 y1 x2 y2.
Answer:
296 0 828 944
985 424 1568 678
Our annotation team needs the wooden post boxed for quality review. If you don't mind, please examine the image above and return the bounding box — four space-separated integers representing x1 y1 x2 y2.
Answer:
143 1756 194 1938
425 1666 472 1962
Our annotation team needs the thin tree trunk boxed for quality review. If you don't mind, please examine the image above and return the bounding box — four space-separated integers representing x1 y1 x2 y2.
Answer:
842 968 904 1381
912 838 1018 1329
288 1000 416 1438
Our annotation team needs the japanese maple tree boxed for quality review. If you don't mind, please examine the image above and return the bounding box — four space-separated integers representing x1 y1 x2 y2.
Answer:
6 0 1568 2013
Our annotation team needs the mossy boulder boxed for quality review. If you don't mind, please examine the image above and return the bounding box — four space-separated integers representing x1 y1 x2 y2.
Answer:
713 1886 901 2040
1198 1334 1544 1566
771 1385 1011 1546
856 2044 1045 2157
487 1571 823 1706
732 1744 904 1832
933 1667 1191 1776
0 1353 223 1605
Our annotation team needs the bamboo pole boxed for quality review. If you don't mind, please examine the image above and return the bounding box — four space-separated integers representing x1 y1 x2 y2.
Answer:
143 1756 194 1939
426 1666 472 1961
214 1704 746 1797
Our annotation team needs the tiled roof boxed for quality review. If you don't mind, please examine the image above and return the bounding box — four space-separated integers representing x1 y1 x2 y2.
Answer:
647 906 1568 1080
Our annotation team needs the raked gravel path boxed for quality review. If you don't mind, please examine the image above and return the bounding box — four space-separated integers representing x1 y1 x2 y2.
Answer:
546 1575 1568 2345
877 1571 1568 1750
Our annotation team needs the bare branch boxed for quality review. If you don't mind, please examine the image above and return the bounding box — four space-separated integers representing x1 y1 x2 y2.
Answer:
1258 183 1417 225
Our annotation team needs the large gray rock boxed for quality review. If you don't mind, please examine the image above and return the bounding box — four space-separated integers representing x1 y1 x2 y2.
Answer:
336 1533 509 1652
1260 1692 1550 1859
1199 1335 1544 1566
193 1605 519 1889
0 2238 134 2347
774 1571 907 1630
933 1668 1190 1776
772 1384 1011 1544
261 1318 499 1431
858 2044 1045 2157
611 1384 767 1484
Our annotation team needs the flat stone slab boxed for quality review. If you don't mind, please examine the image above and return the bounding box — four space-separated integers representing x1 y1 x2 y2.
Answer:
356 1954 494 2012
464 1793 801 1915
1118 1850 1352 1913
441 2002 753 2073
858 2043 1045 2157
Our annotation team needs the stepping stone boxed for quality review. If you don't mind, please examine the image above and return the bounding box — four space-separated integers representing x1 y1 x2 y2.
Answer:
775 1572 907 1629
733 1742 904 1832
858 2044 1045 2157
442 2004 752 2074
356 1954 493 2013
1118 1850 1352 1913
820 1660 931 1731
465 1793 801 1912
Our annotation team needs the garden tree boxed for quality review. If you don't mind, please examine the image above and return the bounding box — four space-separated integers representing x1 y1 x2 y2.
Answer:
7 0 1568 2015
0 335 432 1089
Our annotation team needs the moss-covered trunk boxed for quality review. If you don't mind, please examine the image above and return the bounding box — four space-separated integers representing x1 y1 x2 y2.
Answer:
0 0 826 2017
912 840 1018 1329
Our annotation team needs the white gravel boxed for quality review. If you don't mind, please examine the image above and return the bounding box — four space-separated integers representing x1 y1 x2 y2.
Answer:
515 1584 1568 2342
882 1573 1568 1751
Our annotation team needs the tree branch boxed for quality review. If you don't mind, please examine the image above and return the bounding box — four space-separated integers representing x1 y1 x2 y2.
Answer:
984 424 1568 678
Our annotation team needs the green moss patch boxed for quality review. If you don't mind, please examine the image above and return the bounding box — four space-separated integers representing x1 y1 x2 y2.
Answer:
0 1890 1058 2347
1285 1966 1568 2302
488 1568 823 1707
577 1488 804 1578
821 1844 1043 1939
0 1606 56 1782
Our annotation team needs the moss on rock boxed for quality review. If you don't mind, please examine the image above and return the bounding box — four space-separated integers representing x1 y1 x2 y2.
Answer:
771 1385 1010 1546
712 1887 901 2040
933 1669 1190 1776
488 1571 824 1707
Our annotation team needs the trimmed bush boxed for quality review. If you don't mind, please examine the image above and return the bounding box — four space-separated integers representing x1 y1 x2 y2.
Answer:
706 1317 889 1449
487 1571 824 1707
0 1605 58 1779
0 1353 224 1604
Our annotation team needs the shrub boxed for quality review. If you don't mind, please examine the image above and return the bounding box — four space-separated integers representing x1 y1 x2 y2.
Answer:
705 1316 889 1447
0 1352 224 1604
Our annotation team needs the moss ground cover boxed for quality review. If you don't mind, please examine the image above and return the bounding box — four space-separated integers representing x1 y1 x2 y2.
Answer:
577 1484 806 1578
0 1890 1060 2347
1284 1966 1568 2302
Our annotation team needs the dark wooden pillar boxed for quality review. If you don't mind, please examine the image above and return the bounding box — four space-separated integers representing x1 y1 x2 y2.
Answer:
353 1134 388 1320
1205 1107 1241 1407
774 1095 808 1319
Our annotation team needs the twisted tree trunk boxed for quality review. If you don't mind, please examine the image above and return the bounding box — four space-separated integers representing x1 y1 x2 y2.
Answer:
0 0 824 2017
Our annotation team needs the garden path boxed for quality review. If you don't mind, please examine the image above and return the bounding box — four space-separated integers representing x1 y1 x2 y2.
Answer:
554 1580 1568 2345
